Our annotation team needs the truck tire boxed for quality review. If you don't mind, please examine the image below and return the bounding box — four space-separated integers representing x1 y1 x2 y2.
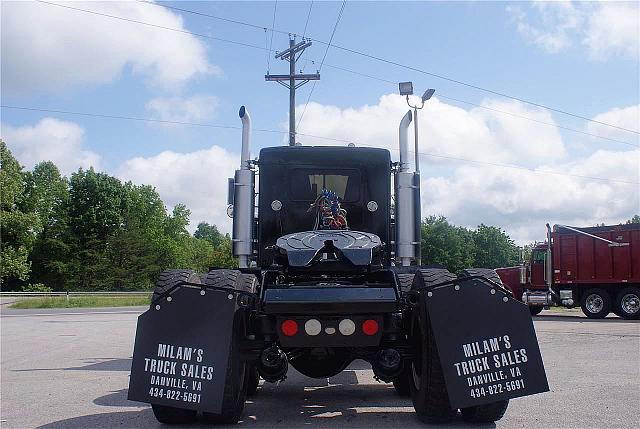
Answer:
152 269 200 303
396 273 415 294
529 306 544 316
206 271 262 396
461 400 510 423
150 270 201 424
614 287 640 320
246 365 260 396
392 272 415 396
459 268 503 286
581 288 611 319
409 268 457 423
392 366 411 396
201 269 252 424
457 269 510 422
151 404 197 424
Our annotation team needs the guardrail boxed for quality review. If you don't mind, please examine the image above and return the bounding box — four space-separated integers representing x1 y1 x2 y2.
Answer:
0 291 152 297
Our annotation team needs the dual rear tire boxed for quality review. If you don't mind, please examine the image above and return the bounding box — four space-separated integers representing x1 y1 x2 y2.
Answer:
150 269 257 425
581 287 640 320
406 268 509 423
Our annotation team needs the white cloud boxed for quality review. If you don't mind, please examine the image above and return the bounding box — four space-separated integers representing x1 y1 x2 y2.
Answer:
145 95 218 126
583 2 640 61
507 2 583 54
1 1 216 94
117 145 238 232
423 148 639 244
296 94 566 166
296 95 639 244
1 118 100 175
586 104 640 145
508 1 639 60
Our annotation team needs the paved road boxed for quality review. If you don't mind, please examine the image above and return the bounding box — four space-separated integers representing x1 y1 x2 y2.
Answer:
1 307 638 429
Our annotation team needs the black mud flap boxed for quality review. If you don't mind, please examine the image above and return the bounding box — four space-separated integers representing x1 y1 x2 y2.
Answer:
422 277 549 409
128 285 237 413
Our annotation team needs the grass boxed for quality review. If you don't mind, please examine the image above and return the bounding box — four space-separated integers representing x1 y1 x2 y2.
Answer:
9 295 151 309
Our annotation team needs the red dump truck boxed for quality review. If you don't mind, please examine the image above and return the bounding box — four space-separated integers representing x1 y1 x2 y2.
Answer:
497 223 640 320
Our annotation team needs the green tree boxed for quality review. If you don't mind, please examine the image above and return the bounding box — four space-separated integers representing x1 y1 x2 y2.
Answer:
472 224 520 268
194 222 225 248
0 142 41 287
626 215 640 224
66 168 128 289
420 216 475 273
26 162 71 290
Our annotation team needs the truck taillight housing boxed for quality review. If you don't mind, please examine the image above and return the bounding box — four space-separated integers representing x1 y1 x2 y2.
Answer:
362 319 379 336
281 319 298 336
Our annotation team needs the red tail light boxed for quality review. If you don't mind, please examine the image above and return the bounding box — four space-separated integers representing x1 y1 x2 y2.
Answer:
362 319 379 336
281 319 298 336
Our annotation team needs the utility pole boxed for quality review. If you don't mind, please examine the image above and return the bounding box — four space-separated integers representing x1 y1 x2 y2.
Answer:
266 37 320 146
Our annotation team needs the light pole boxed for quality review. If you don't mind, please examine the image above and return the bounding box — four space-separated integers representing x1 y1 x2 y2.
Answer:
398 82 435 172
398 82 435 266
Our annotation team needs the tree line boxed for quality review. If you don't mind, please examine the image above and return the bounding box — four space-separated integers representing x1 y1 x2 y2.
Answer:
1 141 234 291
2 141 637 291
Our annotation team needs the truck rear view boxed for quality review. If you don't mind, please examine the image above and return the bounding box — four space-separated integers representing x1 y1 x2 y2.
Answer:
127 106 549 425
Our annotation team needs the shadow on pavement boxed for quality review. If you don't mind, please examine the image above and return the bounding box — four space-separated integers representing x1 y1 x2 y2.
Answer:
13 357 132 373
72 366 496 429
535 314 636 323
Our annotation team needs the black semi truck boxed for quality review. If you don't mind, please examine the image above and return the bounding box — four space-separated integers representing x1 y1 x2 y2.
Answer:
128 107 548 424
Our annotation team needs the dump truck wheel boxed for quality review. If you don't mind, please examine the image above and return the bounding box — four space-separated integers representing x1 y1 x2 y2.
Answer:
152 269 201 303
614 287 640 320
201 269 253 424
529 306 544 316
460 400 510 423
151 404 197 424
408 268 457 423
456 269 510 422
581 288 611 319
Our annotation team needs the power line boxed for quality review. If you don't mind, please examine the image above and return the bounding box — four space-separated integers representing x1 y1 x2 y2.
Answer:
135 0 639 135
32 0 638 148
320 63 639 148
40 0 639 141
302 1 314 38
3 104 637 185
267 1 278 73
297 0 346 130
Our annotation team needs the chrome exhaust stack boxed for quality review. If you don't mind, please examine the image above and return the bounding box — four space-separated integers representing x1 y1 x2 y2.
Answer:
396 110 415 266
231 106 255 268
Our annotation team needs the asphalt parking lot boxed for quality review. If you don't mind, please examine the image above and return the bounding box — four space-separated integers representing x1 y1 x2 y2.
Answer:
1 306 638 429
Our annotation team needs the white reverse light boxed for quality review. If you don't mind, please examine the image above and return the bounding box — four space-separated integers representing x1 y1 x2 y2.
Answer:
338 319 356 336
305 319 322 336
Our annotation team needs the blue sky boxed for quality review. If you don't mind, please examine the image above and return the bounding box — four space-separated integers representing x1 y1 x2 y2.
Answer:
2 1 639 243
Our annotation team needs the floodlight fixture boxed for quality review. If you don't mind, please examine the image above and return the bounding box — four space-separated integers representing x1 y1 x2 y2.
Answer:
398 81 413 96
422 88 435 102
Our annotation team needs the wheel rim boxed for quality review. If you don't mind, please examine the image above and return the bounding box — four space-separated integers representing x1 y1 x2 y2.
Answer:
585 293 604 314
621 293 640 315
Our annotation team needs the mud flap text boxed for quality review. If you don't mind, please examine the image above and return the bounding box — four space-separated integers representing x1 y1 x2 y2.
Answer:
424 278 549 408
128 287 237 413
